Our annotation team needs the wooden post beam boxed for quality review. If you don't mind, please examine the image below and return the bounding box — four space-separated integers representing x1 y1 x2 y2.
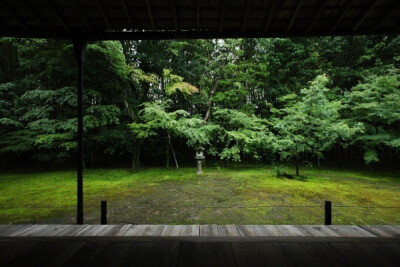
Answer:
121 0 133 29
325 200 332 225
0 0 26 30
264 1 276 32
73 38 87 225
332 0 353 31
94 0 111 30
144 0 155 31
219 0 226 32
353 0 380 32
241 0 252 32
44 0 69 31
308 0 327 32
287 0 303 32
71 0 90 30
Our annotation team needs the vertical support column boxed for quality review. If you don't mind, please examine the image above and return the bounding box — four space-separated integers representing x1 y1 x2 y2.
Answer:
101 200 107 225
325 200 332 225
73 38 87 225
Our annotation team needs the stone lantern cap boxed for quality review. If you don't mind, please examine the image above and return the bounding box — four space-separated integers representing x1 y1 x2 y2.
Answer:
194 146 205 160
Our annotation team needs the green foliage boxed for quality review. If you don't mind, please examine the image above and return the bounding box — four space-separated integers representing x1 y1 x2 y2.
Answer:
344 71 400 164
1 35 400 169
163 69 199 96
129 102 219 148
212 108 271 161
270 75 357 173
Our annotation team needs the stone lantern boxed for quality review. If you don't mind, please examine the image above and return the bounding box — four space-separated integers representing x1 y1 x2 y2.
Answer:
194 146 205 175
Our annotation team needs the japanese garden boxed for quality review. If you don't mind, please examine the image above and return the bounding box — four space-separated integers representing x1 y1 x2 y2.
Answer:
1 36 400 225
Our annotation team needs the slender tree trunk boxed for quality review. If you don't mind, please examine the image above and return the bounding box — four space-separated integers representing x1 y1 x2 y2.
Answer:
166 139 170 169
295 157 300 176
168 134 179 169
132 141 141 171
203 84 218 121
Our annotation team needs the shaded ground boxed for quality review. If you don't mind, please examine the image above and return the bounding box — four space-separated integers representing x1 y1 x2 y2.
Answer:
1 166 399 224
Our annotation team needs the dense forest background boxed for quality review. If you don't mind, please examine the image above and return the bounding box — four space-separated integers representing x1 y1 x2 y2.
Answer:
1 36 399 173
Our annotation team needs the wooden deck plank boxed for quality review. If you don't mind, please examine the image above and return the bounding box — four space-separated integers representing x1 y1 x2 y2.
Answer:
237 225 259 237
326 225 377 237
181 225 200 236
73 225 98 236
124 225 148 236
300 225 341 237
153 225 166 236
1 224 399 238
72 225 102 237
56 225 90 236
382 225 400 235
170 225 183 236
92 225 113 236
92 225 119 236
8 225 37 236
23 225 50 236
275 225 308 237
253 225 278 236
263 225 284 236
114 224 132 236
160 225 175 236
217 225 241 237
0 225 17 235
141 225 165 236
200 224 219 236
0 225 27 236
359 225 396 237
30 225 67 236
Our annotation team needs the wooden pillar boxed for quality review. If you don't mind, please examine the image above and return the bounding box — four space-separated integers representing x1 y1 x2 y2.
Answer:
73 38 87 225
325 200 332 225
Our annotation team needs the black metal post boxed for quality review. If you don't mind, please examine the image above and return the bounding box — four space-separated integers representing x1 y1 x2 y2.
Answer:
325 200 332 225
73 38 87 225
101 200 107 225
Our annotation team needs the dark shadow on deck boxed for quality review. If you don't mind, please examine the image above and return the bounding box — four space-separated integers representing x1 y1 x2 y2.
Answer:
1 236 399 266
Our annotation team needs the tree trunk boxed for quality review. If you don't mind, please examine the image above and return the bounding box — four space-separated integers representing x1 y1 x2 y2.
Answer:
203 84 218 121
132 142 141 171
295 157 300 176
168 134 179 169
166 139 170 169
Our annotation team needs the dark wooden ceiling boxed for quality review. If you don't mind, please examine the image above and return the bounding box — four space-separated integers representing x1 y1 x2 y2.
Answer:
0 0 399 40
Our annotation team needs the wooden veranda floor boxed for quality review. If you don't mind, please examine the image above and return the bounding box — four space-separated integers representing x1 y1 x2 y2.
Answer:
1 225 399 266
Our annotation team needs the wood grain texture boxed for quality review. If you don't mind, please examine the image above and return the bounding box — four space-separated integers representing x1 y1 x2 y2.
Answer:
1 224 399 238
326 225 377 237
200 224 219 236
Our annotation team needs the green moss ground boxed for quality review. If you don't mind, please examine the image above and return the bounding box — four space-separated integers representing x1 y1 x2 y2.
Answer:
1 166 399 225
